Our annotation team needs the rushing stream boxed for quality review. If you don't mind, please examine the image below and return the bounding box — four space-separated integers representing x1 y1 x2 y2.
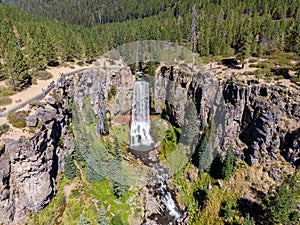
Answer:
130 80 181 224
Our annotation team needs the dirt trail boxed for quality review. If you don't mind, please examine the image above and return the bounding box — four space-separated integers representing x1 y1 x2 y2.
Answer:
54 160 84 224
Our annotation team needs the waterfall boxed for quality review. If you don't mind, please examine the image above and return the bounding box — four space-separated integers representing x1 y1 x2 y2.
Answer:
157 175 181 220
130 80 154 150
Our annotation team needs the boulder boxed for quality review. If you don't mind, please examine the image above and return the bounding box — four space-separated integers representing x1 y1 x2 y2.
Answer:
26 115 38 127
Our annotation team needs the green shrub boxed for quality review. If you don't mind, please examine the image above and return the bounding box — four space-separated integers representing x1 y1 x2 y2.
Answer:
32 70 53 80
0 97 12 106
275 75 284 80
32 77 38 85
111 215 124 225
29 100 45 108
249 64 258 68
0 86 15 97
110 84 117 96
248 69 262 76
7 110 29 128
248 58 258 63
266 71 274 77
0 123 9 136
291 77 300 83
160 126 178 159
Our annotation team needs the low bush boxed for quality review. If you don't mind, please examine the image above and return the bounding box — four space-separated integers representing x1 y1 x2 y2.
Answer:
7 110 29 128
248 69 262 76
275 75 284 80
32 70 53 80
248 58 258 63
0 85 15 97
0 97 12 106
0 124 9 136
291 77 300 83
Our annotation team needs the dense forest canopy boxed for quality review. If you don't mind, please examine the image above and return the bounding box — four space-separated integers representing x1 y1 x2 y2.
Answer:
15 0 180 26
0 0 300 89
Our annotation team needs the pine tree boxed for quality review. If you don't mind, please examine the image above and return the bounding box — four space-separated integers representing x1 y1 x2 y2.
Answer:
27 37 47 70
264 171 300 225
103 114 109 135
198 137 213 174
223 200 233 222
114 137 122 162
3 40 31 91
182 101 198 147
221 147 234 180
64 154 77 180
98 207 109 225
77 214 90 225
236 34 251 68
243 213 255 225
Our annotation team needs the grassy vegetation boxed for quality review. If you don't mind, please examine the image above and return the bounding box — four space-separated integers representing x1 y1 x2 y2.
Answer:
31 69 53 80
7 110 29 128
27 176 71 225
0 85 15 97
113 123 130 146
27 166 136 224
0 85 15 106
171 160 278 225
0 97 12 106
151 117 170 144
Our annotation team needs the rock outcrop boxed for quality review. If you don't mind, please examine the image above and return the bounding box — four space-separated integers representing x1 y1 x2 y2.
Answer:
0 82 73 224
154 65 300 169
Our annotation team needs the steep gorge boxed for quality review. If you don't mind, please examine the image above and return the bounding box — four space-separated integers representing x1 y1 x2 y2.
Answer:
0 62 299 224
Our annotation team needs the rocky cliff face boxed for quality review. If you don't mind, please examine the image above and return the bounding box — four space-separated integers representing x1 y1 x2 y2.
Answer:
223 82 300 167
155 65 299 171
0 62 298 224
0 86 73 224
0 66 133 224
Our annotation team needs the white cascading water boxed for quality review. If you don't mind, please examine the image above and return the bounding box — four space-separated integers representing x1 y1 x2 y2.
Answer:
130 80 154 149
130 81 181 222
157 174 181 221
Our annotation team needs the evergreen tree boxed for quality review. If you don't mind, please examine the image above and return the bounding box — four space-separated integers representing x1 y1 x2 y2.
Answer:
77 214 90 225
236 29 252 68
114 137 122 162
64 154 77 180
86 150 104 181
243 213 255 225
264 178 299 225
223 200 233 223
110 84 117 96
73 139 86 163
182 101 198 147
27 37 47 70
160 126 178 158
111 137 128 198
198 137 213 174
3 40 31 91
103 114 109 135
221 147 234 180
98 207 109 225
